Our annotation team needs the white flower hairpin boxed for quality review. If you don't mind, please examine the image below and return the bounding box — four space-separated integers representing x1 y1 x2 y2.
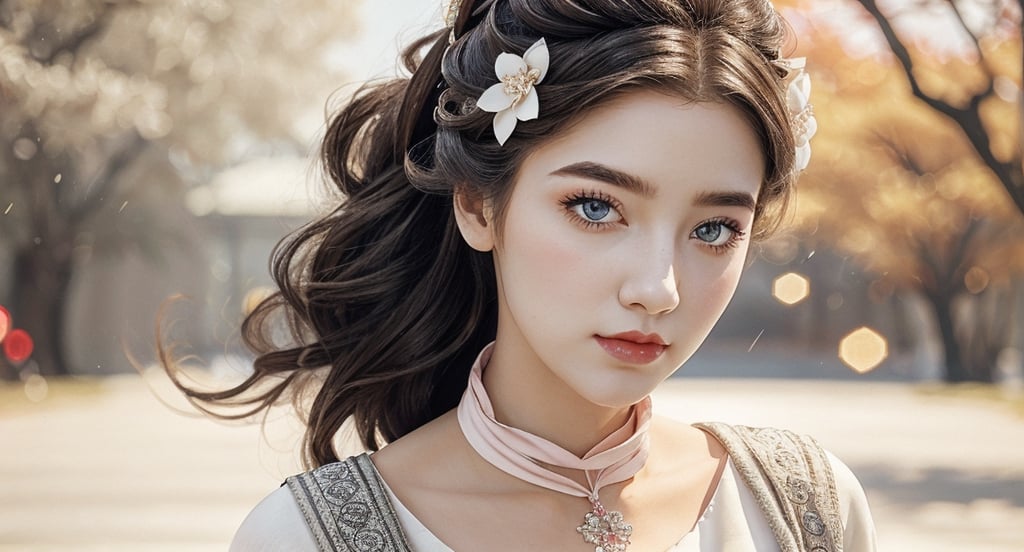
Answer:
779 57 818 172
476 38 550 146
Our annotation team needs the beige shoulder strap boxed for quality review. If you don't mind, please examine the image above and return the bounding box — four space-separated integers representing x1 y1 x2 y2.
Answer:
286 453 412 552
694 422 844 552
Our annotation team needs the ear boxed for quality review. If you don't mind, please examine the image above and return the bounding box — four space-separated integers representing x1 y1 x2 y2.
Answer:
452 190 496 252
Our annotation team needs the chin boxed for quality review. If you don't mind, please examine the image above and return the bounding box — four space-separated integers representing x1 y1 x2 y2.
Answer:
572 352 689 406
574 375 662 409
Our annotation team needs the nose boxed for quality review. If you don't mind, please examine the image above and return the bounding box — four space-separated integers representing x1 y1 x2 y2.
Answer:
618 244 680 316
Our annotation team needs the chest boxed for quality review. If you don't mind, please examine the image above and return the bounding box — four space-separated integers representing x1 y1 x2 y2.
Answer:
389 462 722 552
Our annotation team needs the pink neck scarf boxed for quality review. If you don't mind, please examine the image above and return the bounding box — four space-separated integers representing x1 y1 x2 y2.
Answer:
456 343 653 502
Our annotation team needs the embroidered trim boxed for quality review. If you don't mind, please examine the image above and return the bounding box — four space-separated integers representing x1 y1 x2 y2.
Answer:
286 454 412 552
694 422 844 552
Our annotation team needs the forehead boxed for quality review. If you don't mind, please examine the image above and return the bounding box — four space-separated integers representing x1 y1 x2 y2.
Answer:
520 90 765 198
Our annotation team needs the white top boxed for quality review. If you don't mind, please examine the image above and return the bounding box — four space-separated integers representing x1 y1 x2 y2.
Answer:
230 451 876 551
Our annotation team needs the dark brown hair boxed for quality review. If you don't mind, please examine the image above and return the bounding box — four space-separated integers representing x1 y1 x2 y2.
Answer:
163 0 799 468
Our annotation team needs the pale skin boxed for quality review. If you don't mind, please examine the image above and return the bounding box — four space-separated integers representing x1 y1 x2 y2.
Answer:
372 90 766 551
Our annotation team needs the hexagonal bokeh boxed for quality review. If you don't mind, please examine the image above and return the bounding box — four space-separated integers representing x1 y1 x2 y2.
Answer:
772 272 811 306
839 327 888 374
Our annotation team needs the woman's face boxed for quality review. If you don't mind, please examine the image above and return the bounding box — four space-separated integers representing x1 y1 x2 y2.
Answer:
458 90 765 409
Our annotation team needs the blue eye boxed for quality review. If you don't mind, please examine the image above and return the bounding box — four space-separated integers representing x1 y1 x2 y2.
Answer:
695 223 725 244
561 191 624 228
692 218 746 252
580 200 611 221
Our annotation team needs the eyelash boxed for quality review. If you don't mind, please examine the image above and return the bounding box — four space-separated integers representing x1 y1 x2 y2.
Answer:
559 190 748 253
693 217 747 254
559 190 624 231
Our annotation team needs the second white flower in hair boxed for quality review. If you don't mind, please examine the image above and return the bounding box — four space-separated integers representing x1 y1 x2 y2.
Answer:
476 38 550 146
783 57 818 172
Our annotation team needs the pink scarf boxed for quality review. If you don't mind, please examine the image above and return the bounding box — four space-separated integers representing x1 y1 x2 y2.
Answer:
456 343 653 501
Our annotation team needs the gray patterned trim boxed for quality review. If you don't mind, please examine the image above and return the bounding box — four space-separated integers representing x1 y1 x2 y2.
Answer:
695 422 844 552
286 454 412 552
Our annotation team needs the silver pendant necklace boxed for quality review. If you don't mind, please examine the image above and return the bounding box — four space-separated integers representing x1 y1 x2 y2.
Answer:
577 496 633 552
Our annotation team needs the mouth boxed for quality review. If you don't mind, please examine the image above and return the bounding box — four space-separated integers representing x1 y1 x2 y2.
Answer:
594 332 668 365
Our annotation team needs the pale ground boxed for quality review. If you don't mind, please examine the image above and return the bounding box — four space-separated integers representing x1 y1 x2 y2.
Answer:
1 372 1022 551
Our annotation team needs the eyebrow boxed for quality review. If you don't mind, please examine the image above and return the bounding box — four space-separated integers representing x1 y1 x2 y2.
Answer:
550 162 655 199
549 161 757 211
693 190 757 212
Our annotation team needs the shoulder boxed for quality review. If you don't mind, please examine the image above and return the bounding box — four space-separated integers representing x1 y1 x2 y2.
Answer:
230 485 318 552
270 454 411 551
823 450 877 552
231 455 391 552
696 422 877 551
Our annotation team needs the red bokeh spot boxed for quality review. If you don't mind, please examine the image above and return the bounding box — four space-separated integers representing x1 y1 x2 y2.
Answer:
0 306 9 342
3 329 34 364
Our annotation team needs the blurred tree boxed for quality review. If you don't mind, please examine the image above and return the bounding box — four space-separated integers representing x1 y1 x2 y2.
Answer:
790 18 1024 382
0 0 359 378
854 0 1024 216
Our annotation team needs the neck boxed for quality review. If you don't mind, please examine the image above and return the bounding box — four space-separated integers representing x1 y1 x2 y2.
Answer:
481 339 635 457
458 341 651 552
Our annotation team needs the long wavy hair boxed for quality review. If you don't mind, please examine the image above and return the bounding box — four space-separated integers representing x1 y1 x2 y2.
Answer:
162 0 799 468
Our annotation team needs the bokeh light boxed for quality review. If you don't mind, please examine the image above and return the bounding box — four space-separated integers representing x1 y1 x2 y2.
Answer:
964 267 990 294
3 329 34 364
772 272 811 305
12 137 38 160
827 292 844 311
23 374 49 403
839 327 888 374
0 305 10 342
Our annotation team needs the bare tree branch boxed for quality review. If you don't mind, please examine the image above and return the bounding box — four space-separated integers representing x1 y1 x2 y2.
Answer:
857 0 961 118
38 17 107 64
913 232 945 294
872 130 938 176
24 2 124 65
948 217 983 285
855 0 1024 214
944 0 995 80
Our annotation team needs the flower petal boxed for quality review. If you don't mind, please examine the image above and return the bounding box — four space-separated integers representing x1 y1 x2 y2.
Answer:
523 38 550 83
515 88 539 121
495 52 526 80
797 73 811 101
804 115 818 141
477 83 514 112
493 108 517 146
785 57 806 74
794 144 811 171
788 74 810 112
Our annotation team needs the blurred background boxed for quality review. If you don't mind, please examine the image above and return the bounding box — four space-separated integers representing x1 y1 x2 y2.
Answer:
1 0 1022 550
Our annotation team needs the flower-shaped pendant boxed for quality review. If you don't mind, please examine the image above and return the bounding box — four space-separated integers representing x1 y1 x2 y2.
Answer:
576 499 633 552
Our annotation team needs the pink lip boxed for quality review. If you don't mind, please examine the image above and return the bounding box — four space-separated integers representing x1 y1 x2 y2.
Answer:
595 332 668 364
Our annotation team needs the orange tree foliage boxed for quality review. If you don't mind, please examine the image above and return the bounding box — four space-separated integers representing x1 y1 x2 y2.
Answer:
786 8 1024 381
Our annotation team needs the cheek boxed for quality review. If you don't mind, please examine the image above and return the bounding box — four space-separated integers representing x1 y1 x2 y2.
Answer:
682 249 747 314
505 228 592 297
707 255 746 309
499 213 605 309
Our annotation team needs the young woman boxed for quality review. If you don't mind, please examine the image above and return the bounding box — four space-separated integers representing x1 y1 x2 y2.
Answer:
169 0 876 549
